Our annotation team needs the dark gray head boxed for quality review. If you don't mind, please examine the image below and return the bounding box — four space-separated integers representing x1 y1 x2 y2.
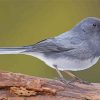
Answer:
72 17 100 33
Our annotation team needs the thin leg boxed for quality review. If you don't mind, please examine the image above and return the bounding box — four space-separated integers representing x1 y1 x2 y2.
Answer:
64 71 79 79
54 65 90 85
54 65 64 78
53 65 68 84
64 71 90 84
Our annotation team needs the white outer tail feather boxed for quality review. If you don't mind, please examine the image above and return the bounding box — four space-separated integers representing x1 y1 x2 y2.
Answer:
0 47 26 54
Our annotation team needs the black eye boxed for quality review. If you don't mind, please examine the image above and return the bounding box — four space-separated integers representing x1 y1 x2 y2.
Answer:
93 24 96 27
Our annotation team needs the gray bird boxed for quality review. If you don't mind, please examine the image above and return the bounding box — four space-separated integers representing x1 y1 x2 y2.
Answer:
0 17 100 84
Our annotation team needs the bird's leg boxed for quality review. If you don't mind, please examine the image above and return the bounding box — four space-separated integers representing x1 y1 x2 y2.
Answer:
64 71 79 79
53 65 90 85
64 71 90 84
53 65 68 84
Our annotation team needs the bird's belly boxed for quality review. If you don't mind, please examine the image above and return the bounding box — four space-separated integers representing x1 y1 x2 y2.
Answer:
44 57 99 71
25 52 99 71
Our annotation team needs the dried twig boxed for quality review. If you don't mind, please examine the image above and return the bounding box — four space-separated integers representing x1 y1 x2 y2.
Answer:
0 71 100 100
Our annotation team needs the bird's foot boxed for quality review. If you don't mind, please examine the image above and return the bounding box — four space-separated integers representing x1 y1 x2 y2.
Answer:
55 77 76 87
56 77 68 84
55 77 91 89
68 77 91 85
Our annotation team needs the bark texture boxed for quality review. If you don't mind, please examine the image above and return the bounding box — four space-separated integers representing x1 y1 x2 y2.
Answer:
0 71 100 100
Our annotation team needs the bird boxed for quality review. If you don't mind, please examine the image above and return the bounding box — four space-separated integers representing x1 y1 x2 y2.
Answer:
0 17 100 84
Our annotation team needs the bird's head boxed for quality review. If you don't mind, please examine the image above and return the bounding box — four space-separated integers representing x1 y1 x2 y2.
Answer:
73 17 100 34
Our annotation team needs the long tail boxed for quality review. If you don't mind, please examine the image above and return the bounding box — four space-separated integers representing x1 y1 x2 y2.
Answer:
0 46 28 54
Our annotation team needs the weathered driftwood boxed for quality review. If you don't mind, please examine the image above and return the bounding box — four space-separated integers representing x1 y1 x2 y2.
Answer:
0 71 100 100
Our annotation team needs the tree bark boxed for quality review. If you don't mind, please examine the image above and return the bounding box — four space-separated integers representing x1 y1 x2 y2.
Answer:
0 71 100 100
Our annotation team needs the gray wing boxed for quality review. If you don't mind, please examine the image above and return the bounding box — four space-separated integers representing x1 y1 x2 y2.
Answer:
25 31 93 59
25 38 74 53
26 32 84 53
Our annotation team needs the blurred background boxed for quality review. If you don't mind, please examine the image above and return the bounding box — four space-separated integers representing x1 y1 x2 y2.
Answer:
0 0 100 82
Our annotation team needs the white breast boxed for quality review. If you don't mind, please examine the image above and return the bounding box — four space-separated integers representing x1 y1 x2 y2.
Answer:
24 52 99 71
45 57 99 71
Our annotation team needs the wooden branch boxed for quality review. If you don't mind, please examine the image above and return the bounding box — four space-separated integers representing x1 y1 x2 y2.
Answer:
0 71 100 100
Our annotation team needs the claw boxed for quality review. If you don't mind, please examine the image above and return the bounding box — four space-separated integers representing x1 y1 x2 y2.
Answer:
56 77 77 88
56 77 69 84
68 77 91 85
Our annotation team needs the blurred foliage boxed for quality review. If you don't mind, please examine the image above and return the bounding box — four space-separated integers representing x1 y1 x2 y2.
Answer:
0 0 100 82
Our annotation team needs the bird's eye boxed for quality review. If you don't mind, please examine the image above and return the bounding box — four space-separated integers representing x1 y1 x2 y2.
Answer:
93 24 96 27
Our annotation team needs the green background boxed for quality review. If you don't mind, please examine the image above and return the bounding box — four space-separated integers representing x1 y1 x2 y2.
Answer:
0 0 100 82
